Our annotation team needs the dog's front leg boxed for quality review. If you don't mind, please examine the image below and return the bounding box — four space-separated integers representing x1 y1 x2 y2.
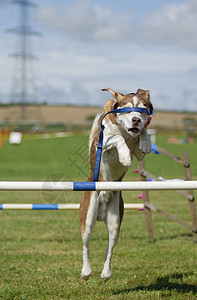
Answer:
103 135 132 167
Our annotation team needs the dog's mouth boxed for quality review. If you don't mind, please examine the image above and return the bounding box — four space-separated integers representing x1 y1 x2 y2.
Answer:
127 127 140 135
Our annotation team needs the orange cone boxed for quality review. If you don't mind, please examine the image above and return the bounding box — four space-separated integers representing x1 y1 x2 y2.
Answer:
3 127 8 143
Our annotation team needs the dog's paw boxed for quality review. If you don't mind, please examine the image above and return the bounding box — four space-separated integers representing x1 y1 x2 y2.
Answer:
81 266 92 281
101 265 112 282
139 138 152 154
101 268 112 282
118 148 132 167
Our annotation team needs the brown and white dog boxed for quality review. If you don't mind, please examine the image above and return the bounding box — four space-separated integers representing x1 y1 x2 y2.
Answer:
79 88 153 281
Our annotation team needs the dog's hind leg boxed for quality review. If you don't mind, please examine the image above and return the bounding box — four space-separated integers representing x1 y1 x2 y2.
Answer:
101 191 123 281
79 191 99 280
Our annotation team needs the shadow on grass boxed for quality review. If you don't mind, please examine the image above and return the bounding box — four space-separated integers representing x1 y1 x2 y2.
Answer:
113 272 197 295
156 232 197 243
156 232 193 241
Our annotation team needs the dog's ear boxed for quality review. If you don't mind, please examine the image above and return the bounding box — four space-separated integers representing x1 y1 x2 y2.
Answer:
101 88 124 102
136 89 150 101
137 88 153 114
148 102 153 115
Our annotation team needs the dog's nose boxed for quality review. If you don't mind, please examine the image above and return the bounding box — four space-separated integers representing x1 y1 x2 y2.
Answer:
132 117 141 125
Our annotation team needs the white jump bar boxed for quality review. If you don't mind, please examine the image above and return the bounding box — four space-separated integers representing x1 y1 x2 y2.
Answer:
0 203 144 210
0 181 196 191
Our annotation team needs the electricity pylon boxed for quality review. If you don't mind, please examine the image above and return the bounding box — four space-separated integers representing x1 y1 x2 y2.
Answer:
7 0 41 121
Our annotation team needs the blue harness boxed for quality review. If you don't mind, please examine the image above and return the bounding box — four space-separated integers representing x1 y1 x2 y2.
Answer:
93 106 153 182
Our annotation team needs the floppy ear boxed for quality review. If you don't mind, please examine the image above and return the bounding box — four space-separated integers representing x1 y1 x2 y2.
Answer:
101 88 124 102
137 89 150 101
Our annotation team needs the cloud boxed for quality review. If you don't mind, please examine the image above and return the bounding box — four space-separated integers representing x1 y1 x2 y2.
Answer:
33 33 197 110
37 79 197 112
142 0 197 50
38 80 101 106
0 0 10 5
36 0 130 43
36 0 197 50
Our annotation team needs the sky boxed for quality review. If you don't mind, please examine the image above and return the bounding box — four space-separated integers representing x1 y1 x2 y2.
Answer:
0 0 197 111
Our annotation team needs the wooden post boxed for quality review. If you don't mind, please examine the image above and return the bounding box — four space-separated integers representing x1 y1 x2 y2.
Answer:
182 151 197 235
139 160 155 242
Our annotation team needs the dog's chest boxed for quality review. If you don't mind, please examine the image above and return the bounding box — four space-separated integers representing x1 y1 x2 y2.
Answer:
101 147 130 181
102 150 127 179
100 136 139 180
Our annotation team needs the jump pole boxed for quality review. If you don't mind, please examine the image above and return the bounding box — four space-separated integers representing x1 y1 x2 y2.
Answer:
0 203 144 210
0 180 197 191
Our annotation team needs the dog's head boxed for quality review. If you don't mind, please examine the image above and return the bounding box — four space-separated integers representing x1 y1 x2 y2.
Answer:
102 88 153 137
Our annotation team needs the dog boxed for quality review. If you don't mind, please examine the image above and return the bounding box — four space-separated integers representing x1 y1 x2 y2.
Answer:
79 88 153 281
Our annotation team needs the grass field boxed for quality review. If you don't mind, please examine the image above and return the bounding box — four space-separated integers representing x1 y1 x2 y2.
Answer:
0 134 196 299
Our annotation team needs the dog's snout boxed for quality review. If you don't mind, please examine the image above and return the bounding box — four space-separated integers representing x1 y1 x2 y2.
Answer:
132 117 141 125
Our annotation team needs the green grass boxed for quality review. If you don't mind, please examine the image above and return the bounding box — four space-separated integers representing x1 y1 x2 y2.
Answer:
0 134 196 299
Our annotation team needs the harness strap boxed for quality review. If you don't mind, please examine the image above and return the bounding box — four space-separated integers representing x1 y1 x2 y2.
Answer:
93 106 153 182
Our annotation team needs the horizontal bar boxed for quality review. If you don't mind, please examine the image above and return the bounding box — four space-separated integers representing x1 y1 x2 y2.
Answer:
0 203 144 210
0 181 196 191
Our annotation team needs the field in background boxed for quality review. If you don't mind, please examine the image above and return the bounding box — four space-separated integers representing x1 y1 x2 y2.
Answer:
0 134 196 299
0 105 197 133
